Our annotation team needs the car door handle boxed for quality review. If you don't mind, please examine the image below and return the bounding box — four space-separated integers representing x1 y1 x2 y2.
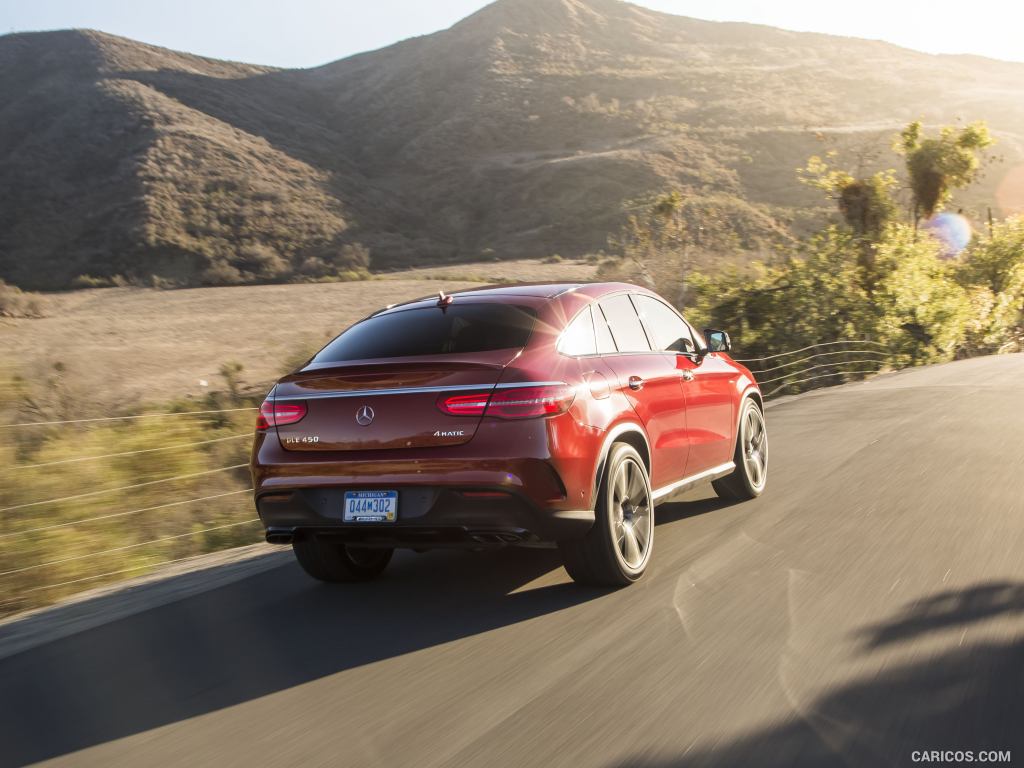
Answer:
628 375 644 391
680 370 694 382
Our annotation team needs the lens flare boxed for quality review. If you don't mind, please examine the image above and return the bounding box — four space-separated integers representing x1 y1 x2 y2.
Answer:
922 212 972 258
995 163 1024 216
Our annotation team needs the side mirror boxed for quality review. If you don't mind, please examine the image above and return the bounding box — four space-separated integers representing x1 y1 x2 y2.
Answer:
704 329 731 353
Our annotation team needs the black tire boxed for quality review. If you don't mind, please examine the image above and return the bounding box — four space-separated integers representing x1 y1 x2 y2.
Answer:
559 443 654 587
712 397 767 501
292 536 393 583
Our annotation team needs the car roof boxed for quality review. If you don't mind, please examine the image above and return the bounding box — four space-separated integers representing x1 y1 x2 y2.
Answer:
450 283 584 298
374 282 646 315
447 282 651 299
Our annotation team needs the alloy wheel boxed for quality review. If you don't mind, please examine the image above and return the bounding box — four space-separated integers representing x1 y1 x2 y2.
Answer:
610 457 652 569
742 405 767 490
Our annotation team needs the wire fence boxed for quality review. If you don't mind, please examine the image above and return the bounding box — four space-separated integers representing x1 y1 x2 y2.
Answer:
20 543 272 594
10 433 252 471
0 464 249 514
734 339 888 364
0 344 892 616
757 358 887 386
0 400 261 616
0 488 254 540
737 339 890 399
0 520 260 581
742 348 888 375
0 406 259 429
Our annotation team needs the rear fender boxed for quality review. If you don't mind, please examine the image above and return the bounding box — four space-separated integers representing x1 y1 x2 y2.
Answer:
591 421 651 502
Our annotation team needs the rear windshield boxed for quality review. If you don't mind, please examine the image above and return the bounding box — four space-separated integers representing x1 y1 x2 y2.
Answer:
312 303 538 363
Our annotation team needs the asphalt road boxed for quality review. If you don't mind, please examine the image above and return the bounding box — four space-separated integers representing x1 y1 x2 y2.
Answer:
3 355 1024 768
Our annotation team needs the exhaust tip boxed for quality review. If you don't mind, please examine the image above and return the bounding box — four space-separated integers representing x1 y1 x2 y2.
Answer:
265 528 295 545
468 531 524 545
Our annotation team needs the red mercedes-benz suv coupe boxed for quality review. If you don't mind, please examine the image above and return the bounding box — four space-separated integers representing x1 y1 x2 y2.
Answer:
251 282 766 586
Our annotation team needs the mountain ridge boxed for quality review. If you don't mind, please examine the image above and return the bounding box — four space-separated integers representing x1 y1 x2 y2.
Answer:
2 0 1024 289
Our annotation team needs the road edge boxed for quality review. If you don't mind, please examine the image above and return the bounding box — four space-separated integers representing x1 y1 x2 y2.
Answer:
0 543 292 661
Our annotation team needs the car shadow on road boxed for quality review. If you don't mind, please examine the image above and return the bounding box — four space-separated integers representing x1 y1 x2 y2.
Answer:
610 581 1024 767
0 493 739 767
0 545 590 765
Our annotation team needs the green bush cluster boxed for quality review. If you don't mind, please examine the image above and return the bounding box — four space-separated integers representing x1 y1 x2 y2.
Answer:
604 121 1020 394
686 218 1024 383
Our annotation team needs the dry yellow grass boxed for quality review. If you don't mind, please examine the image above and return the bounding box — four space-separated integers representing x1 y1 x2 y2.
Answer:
0 259 597 407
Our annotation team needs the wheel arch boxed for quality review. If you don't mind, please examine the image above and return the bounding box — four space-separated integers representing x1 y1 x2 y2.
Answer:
592 421 651 501
731 386 764 454
746 388 763 412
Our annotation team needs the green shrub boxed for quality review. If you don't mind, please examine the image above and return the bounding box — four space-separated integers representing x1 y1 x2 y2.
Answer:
955 216 1024 353
958 216 1024 294
682 219 1017 397
873 227 974 364
71 274 115 289
0 376 262 617
687 226 874 359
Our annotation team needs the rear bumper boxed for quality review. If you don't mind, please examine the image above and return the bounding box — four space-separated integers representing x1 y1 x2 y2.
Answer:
256 486 594 547
250 413 605 547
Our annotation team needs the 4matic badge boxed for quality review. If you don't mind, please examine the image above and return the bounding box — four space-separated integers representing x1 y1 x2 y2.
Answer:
433 430 466 438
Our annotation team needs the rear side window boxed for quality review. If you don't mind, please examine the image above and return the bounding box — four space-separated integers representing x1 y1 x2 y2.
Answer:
632 295 696 353
313 303 537 362
599 294 651 353
558 307 597 356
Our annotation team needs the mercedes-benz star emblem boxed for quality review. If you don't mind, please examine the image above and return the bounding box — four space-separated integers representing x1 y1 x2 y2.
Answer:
355 405 375 426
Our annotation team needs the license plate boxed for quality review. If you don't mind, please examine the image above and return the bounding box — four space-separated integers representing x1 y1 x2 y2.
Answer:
343 490 398 523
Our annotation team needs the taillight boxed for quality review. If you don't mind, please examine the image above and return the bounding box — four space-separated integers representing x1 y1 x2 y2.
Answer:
487 385 575 418
436 392 491 417
256 400 307 430
436 385 575 420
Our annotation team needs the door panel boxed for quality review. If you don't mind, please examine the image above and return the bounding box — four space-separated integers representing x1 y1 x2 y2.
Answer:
674 352 737 473
597 293 690 489
604 353 690 489
629 292 737 475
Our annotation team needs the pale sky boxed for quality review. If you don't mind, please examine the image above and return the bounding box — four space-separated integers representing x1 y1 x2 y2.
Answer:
2 0 1022 69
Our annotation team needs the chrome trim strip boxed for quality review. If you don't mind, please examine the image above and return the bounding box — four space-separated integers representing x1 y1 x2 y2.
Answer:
494 381 566 389
274 381 567 401
652 461 735 501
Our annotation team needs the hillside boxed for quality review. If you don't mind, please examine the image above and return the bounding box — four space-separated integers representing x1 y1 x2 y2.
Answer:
2 0 1024 289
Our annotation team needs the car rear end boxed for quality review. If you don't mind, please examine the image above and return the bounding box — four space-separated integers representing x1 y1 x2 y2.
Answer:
251 294 596 550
